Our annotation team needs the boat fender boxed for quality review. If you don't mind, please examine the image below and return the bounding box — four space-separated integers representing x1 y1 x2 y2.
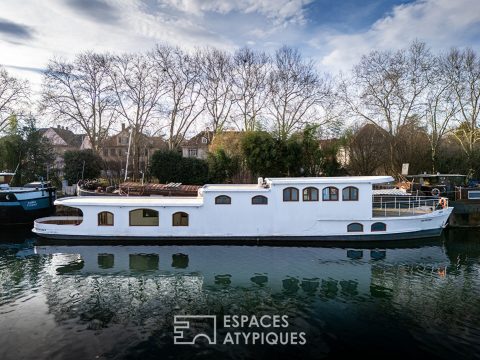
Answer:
431 188 441 197
438 198 447 209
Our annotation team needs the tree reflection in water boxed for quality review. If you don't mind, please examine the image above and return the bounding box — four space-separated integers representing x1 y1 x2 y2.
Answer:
0 232 479 359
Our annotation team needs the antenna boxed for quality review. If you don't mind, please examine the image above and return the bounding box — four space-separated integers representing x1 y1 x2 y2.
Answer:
124 127 133 182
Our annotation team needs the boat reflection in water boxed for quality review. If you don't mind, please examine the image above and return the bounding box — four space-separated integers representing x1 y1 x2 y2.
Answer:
0 234 475 359
33 242 453 308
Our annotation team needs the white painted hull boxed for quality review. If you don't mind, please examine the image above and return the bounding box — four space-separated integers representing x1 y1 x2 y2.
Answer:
33 208 452 242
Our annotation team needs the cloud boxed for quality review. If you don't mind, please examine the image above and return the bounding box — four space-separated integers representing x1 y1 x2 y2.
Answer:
161 0 314 25
0 18 34 40
64 0 120 23
319 0 480 73
2 64 45 75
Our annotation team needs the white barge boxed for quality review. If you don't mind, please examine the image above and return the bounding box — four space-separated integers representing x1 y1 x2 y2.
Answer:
32 176 453 242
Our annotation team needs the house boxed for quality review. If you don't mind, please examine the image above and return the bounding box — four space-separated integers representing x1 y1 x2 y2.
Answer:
181 130 214 159
39 125 90 176
101 124 167 177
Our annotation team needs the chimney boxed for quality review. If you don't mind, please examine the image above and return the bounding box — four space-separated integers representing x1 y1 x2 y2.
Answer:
57 125 60 129
122 123 125 131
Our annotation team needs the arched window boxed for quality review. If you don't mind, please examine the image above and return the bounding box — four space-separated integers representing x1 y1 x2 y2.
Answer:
283 187 299 202
322 187 339 201
252 195 268 205
342 186 359 201
173 212 189 226
347 223 363 232
303 187 319 201
98 211 114 226
371 222 387 232
129 208 159 226
215 195 231 205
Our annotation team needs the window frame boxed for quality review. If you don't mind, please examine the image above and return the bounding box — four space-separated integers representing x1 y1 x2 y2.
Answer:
303 187 319 202
371 222 387 232
98 211 114 226
215 195 232 205
251 195 268 205
172 211 189 226
347 223 364 232
342 186 359 201
322 186 339 201
129 208 159 226
283 187 299 202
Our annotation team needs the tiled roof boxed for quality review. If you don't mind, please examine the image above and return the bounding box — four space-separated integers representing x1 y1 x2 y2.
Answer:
181 130 215 147
38 127 84 148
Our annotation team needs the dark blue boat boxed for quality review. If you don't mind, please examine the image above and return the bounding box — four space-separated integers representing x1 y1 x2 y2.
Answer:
0 172 56 226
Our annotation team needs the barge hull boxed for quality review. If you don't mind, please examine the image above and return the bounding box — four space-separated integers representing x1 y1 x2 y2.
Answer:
33 228 443 243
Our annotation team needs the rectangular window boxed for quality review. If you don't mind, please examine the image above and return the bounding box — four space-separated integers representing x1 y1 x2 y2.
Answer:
188 148 198 157
468 191 480 199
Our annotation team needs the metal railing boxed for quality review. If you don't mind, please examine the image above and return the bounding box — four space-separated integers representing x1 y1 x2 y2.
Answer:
372 195 448 217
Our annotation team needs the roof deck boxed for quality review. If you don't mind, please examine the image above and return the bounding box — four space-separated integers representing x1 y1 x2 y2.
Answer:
202 184 268 192
267 176 393 185
55 196 204 207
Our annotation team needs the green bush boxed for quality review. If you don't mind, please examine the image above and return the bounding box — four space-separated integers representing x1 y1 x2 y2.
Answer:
63 149 102 184
149 150 209 185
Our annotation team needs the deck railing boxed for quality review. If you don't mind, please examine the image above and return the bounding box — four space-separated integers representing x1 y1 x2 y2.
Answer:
372 195 447 217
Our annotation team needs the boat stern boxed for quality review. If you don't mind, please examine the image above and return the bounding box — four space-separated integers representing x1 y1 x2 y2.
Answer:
32 216 83 238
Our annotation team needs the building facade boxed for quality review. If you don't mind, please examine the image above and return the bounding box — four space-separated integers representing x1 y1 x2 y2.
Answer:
181 131 214 159
39 125 90 177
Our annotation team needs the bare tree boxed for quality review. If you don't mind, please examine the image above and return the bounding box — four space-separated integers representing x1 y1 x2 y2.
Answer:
41 52 117 151
198 48 235 132
341 41 433 172
346 123 389 175
0 67 30 133
424 56 458 172
442 48 480 175
267 46 331 140
110 53 165 179
232 47 270 131
152 45 204 150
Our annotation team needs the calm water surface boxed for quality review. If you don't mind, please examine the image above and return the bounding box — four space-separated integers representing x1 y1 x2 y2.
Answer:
1 229 480 360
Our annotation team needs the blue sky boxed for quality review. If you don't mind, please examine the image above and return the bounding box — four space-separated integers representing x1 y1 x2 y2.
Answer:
0 0 479 90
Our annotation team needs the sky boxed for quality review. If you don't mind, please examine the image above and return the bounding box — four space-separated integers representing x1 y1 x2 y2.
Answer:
1 0 480 93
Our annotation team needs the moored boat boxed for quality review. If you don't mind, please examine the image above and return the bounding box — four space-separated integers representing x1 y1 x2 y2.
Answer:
1 172 56 227
406 173 480 227
32 176 453 242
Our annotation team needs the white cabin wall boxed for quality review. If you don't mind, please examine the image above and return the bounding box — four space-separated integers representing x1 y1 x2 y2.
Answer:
61 182 375 237
269 183 372 235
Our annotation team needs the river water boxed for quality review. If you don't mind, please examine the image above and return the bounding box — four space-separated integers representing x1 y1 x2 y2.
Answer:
1 229 480 360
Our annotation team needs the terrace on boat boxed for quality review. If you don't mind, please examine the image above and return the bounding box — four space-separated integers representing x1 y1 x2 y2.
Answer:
372 195 448 217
